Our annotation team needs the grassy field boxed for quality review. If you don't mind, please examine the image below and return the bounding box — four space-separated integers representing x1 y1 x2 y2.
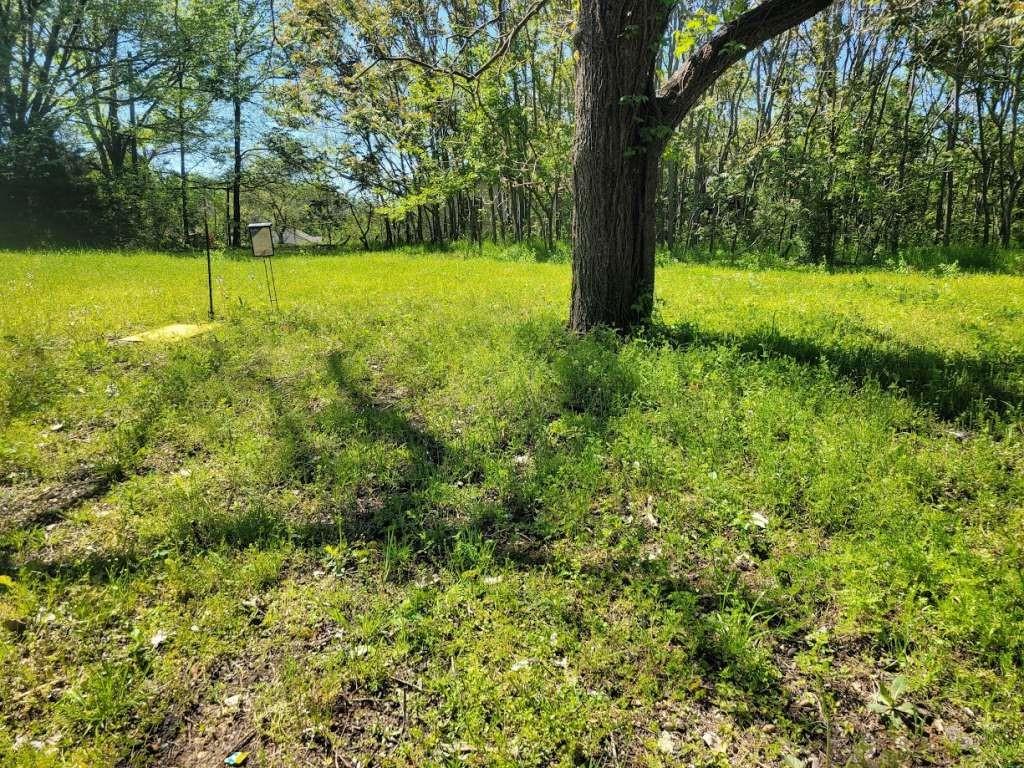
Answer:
1 249 1023 767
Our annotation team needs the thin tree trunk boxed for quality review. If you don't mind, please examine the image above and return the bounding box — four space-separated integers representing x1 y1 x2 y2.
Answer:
943 77 961 247
175 0 188 244
178 80 188 243
976 87 991 246
232 94 242 247
232 0 243 249
489 184 498 243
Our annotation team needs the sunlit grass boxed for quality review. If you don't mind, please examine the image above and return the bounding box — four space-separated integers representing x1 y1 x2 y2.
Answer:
1 248 1022 767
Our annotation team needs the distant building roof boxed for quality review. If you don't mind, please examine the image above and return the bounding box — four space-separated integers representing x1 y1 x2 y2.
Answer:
277 227 323 246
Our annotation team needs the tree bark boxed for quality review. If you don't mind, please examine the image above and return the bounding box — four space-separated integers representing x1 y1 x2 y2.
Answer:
570 0 671 332
569 0 834 333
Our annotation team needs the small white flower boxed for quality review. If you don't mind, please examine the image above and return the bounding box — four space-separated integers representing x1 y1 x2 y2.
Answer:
702 730 724 751
657 730 676 754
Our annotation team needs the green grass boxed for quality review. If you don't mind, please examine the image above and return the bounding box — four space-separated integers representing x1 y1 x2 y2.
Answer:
1 248 1023 767
657 243 1024 274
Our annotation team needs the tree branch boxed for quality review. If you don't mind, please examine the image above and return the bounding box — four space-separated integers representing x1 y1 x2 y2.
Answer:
353 0 547 82
656 0 834 128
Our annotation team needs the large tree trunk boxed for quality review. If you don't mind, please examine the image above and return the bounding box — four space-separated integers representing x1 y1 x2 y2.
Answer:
568 0 834 333
571 141 661 332
569 0 666 332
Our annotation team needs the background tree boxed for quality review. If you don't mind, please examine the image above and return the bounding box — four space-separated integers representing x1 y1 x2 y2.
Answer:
208 0 279 246
2 0 1022 261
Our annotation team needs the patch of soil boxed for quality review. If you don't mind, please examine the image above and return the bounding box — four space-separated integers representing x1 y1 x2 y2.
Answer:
146 570 423 768
148 642 422 768
148 653 279 768
772 628 974 767
0 465 116 534
328 677 418 765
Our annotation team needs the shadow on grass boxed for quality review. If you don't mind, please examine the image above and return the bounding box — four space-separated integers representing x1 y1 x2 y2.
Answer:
14 312 1018 590
651 319 1024 423
317 350 550 568
10 314 1016 760
6 349 549 585
318 346 793 706
4 330 811 739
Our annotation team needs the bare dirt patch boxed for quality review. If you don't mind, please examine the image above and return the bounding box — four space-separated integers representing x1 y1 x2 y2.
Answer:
327 676 419 765
149 654 268 768
0 465 115 534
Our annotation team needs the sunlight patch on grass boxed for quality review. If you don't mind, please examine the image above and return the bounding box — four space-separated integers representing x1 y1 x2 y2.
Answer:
117 322 220 344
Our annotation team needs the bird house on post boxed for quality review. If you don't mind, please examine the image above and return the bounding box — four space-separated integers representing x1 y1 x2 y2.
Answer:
247 222 279 309
247 222 274 257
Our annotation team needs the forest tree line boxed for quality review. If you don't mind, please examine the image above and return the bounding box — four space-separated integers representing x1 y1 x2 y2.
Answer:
1 0 1022 266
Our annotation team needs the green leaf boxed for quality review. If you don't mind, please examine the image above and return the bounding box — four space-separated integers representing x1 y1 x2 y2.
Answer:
674 30 697 57
867 699 890 714
889 675 907 698
724 0 750 21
